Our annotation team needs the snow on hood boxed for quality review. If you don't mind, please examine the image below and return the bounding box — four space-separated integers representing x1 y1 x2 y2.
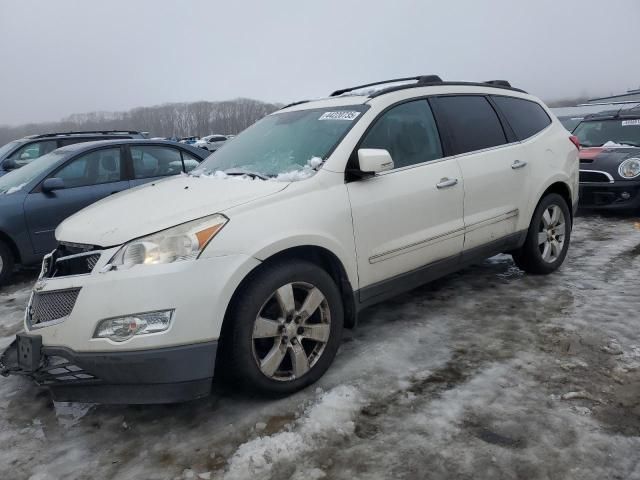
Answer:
56 174 289 246
602 140 638 148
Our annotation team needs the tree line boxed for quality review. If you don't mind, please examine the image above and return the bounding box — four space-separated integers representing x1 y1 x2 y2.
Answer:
0 98 282 145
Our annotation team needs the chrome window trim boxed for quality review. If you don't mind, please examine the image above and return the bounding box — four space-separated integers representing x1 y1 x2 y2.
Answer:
374 140 522 177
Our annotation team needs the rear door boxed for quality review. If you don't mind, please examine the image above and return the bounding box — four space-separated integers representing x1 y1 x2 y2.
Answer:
430 95 530 252
347 99 465 302
24 146 130 254
128 145 201 187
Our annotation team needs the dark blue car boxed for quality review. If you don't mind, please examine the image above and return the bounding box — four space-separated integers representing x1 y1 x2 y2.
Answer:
0 139 208 284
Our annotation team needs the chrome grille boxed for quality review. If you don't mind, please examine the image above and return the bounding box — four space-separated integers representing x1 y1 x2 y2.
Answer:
29 288 81 325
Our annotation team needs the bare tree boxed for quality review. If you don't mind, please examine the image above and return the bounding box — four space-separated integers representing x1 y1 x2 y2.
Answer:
0 98 282 145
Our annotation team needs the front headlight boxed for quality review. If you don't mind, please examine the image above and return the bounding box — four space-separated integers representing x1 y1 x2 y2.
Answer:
110 214 228 268
618 158 640 179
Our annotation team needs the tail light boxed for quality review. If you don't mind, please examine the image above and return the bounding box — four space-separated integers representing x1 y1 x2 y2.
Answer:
569 135 580 150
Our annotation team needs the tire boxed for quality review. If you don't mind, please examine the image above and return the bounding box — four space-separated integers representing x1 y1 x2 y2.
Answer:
220 260 344 396
512 193 571 274
0 239 14 286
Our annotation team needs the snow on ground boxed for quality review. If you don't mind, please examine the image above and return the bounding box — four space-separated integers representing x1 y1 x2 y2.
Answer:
0 213 639 480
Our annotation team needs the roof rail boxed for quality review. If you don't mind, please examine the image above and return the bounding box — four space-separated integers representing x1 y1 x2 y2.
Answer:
27 130 141 139
279 100 311 110
485 80 511 87
330 75 443 97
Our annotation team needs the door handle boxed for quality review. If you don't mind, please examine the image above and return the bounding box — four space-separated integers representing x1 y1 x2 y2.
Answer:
436 177 458 189
511 160 527 170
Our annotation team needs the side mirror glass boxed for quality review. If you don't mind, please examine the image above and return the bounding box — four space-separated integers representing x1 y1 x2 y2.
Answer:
357 148 394 174
42 177 65 193
3 159 18 171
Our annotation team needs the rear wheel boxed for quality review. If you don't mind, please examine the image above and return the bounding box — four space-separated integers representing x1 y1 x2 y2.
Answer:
512 193 571 274
221 260 343 395
0 240 14 286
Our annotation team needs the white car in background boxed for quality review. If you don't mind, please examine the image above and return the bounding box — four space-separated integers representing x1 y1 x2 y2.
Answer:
194 134 232 152
1 75 579 404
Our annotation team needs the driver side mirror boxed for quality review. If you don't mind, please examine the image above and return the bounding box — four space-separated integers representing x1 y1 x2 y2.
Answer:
357 149 394 174
3 159 18 171
42 177 65 193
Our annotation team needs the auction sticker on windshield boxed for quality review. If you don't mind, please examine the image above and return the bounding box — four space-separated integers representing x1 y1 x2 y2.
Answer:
319 111 361 121
622 119 640 126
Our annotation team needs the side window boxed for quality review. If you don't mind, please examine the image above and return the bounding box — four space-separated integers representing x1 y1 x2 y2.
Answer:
131 146 183 179
9 140 58 166
492 96 552 140
430 96 507 155
360 100 443 169
54 148 122 188
181 151 202 173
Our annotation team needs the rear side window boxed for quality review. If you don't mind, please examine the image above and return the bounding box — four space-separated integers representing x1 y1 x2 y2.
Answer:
360 100 443 169
492 96 551 140
430 96 506 155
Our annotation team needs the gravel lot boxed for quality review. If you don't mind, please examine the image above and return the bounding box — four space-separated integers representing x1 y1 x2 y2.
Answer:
1 213 639 480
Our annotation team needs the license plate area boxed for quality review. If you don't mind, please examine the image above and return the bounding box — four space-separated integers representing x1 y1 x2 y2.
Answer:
17 334 42 372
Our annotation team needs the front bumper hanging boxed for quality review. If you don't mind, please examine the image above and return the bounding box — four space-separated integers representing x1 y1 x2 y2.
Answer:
1 333 218 404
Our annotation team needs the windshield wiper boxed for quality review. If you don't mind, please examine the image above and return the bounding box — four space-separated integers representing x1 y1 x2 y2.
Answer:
223 168 270 180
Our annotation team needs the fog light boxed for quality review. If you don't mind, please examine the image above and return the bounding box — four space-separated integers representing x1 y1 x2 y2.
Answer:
93 310 173 342
620 191 631 200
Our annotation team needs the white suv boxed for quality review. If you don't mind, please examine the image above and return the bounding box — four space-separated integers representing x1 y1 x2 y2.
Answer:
1 76 579 403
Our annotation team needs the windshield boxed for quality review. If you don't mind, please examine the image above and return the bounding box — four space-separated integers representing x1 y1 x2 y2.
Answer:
0 150 66 194
192 105 368 179
0 140 23 160
574 119 640 147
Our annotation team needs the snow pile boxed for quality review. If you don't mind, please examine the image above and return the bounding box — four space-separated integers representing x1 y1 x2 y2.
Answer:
222 385 362 480
603 140 636 148
271 157 323 182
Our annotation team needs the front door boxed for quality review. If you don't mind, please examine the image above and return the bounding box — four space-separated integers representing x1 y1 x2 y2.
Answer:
24 146 130 254
347 100 465 303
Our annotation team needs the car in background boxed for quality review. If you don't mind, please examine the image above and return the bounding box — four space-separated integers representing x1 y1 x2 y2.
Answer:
556 116 583 132
194 134 231 152
0 131 148 177
574 106 640 210
0 139 207 284
179 136 200 145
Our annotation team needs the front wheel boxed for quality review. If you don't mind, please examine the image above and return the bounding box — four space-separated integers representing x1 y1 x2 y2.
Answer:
512 193 571 274
221 260 344 395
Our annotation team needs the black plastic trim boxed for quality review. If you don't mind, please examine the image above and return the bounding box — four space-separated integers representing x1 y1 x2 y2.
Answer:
356 231 527 309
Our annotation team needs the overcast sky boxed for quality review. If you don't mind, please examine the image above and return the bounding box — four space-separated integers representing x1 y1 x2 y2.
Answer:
1 0 639 125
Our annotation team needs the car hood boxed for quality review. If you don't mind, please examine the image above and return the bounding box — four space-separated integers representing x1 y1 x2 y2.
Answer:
579 146 640 175
56 175 289 247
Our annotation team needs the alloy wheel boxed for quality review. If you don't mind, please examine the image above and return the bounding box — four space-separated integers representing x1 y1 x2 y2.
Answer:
251 281 331 381
538 204 566 263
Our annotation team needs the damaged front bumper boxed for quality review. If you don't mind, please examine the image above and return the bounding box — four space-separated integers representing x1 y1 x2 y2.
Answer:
1 333 217 404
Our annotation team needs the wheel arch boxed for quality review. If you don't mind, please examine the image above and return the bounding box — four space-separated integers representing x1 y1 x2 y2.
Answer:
539 181 574 223
224 245 357 332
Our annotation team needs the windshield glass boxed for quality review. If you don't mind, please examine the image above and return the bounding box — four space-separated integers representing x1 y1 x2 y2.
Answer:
0 140 23 160
574 119 640 147
192 105 368 179
0 150 66 194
